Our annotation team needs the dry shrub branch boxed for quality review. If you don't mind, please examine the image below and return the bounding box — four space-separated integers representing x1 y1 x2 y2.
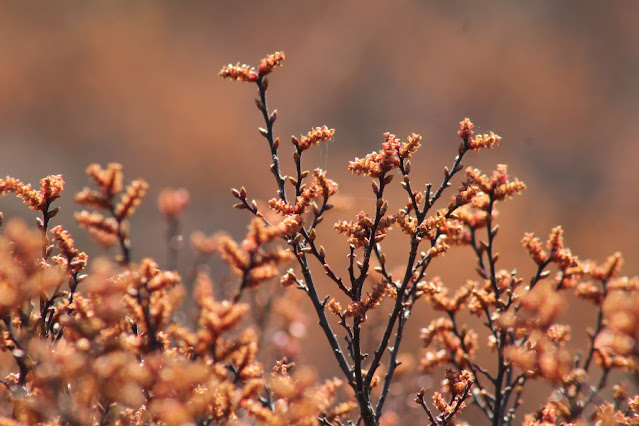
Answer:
0 51 636 425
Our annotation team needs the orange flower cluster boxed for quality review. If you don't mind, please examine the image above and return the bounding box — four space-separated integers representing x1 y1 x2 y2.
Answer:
518 281 565 329
270 184 316 216
0 199 352 426
0 174 64 212
292 125 335 151
453 195 490 229
465 164 526 201
457 117 474 141
451 184 480 211
467 131 501 151
397 208 443 238
420 277 473 313
419 317 477 371
245 367 355 425
448 165 525 232
75 163 148 252
0 219 66 315
415 369 473 425
257 51 285 75
522 403 561 426
594 272 639 366
523 226 583 289
457 118 501 151
588 400 639 426
341 281 388 319
521 232 548 266
313 168 339 198
215 217 300 293
499 286 574 383
268 169 338 216
218 62 259 82
398 133 422 158
505 335 573 382
334 211 395 248
426 236 450 259
416 178 639 425
74 210 119 247
54 261 267 424
348 132 421 178
219 51 285 83
117 179 148 219
50 225 88 273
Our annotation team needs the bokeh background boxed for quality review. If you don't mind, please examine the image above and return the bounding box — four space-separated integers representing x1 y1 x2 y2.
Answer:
1 0 638 421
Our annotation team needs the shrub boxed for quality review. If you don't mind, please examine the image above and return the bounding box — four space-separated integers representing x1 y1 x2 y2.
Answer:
0 51 636 425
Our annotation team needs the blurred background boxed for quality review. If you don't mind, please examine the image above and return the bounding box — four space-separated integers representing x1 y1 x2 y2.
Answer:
0 0 637 420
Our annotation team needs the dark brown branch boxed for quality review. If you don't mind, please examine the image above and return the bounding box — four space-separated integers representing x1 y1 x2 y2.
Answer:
255 76 287 203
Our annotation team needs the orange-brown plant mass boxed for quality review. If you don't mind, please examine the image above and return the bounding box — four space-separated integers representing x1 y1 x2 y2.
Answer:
0 51 637 426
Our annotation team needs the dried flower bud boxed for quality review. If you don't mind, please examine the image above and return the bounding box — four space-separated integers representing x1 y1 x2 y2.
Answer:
157 188 190 218
116 179 148 220
295 126 335 151
348 133 401 178
257 51 285 75
458 117 474 141
219 62 259 82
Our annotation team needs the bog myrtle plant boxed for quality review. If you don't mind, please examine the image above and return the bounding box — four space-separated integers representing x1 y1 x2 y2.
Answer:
0 51 636 425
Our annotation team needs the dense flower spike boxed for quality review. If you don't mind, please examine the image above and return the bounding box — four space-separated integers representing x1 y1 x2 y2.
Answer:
0 174 64 211
116 178 149 219
467 131 501 151
218 62 259 82
399 133 422 158
74 210 119 246
268 180 325 215
39 174 65 205
464 164 526 201
74 163 148 264
292 125 335 151
334 211 395 247
0 176 41 210
313 168 339 197
86 163 123 196
50 225 88 273
342 281 389 319
348 132 403 178
522 232 548 265
457 117 475 140
214 216 300 297
257 51 285 75
0 219 66 314
415 369 474 424
219 51 285 83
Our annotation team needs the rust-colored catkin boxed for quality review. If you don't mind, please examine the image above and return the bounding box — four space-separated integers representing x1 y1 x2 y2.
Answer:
0 174 64 212
293 125 335 151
